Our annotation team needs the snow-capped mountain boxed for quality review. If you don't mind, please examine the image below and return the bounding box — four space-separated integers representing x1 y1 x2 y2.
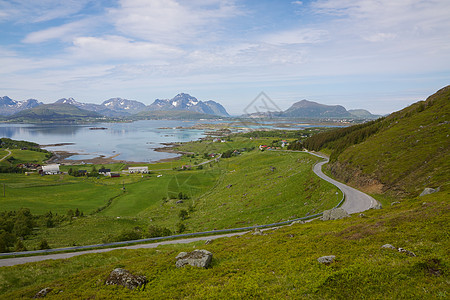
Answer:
55 97 146 117
0 94 230 118
101 98 147 115
0 96 42 116
147 93 229 117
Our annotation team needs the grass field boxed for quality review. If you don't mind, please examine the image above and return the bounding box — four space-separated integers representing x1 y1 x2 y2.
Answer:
0 141 340 250
1 190 447 299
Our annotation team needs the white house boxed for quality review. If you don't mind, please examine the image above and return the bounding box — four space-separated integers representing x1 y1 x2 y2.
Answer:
128 166 149 174
41 164 60 175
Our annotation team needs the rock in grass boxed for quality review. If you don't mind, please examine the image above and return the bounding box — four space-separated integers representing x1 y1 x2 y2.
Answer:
33 287 52 298
381 244 417 257
105 268 147 290
371 202 383 209
290 220 305 226
381 244 397 250
321 208 349 221
398 248 416 257
176 250 213 268
317 255 336 264
420 187 439 197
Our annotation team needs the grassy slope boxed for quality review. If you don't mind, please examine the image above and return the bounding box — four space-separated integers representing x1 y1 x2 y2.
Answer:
1 190 448 299
14 149 339 249
306 85 449 197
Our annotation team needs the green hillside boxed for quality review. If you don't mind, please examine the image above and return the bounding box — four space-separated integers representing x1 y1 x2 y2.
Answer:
302 85 450 197
7 103 101 122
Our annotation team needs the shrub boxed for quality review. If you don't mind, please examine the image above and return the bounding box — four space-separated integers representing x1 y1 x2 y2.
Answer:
39 239 50 250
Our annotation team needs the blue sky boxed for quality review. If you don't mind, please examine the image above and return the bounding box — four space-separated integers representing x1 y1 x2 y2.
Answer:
0 0 449 115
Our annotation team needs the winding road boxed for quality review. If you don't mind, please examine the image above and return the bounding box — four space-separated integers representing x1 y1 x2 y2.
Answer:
309 152 378 213
0 148 11 162
0 151 378 267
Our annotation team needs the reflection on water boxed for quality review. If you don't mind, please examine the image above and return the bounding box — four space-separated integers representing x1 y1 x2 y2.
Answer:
0 120 207 162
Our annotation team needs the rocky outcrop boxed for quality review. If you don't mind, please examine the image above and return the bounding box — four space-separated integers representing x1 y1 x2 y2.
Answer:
105 268 147 290
176 250 213 268
321 208 350 220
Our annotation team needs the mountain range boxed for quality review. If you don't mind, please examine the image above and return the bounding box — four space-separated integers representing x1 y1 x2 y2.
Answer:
0 93 230 119
244 99 380 119
0 94 380 121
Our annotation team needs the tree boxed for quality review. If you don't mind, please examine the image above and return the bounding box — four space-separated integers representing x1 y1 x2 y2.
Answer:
13 208 34 238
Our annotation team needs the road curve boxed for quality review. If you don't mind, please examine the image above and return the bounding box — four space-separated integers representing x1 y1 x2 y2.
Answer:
0 151 378 267
310 152 378 213
0 149 11 162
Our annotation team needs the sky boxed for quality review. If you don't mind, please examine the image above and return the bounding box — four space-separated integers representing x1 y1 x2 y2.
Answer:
0 0 449 115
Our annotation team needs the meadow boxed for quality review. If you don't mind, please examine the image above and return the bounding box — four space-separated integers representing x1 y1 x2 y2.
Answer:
0 133 340 250
1 190 447 299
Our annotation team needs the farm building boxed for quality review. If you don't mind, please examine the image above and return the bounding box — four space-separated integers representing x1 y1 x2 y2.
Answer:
41 164 60 175
98 168 111 175
128 166 149 173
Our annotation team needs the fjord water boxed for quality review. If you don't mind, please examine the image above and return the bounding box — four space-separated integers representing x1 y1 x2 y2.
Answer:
0 120 208 162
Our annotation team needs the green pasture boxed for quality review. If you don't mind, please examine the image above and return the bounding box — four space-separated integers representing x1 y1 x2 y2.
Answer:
0 149 48 167
1 190 448 299
0 174 121 215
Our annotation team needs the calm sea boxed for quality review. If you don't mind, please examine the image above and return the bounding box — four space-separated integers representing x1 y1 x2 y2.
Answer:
0 120 209 162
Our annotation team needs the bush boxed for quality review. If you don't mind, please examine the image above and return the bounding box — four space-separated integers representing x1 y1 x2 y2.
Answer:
147 225 172 238
14 239 27 252
39 239 50 250
178 209 188 220
177 222 186 234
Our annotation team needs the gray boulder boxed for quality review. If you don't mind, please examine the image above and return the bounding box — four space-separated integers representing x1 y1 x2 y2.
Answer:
381 244 397 250
33 287 52 298
398 247 416 257
317 255 336 264
371 202 383 209
321 208 349 221
290 220 305 226
176 250 212 268
420 187 439 197
105 268 147 290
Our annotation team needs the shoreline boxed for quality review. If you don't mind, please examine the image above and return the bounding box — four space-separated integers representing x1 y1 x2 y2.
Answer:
45 145 187 166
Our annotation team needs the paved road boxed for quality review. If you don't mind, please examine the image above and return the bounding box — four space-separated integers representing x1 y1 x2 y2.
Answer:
310 153 378 213
0 148 11 162
0 151 378 267
0 232 248 267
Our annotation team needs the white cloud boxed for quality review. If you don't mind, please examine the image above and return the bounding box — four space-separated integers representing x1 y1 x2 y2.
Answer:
364 32 396 43
70 35 185 62
0 0 92 23
22 20 92 44
108 0 241 44
263 28 328 45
